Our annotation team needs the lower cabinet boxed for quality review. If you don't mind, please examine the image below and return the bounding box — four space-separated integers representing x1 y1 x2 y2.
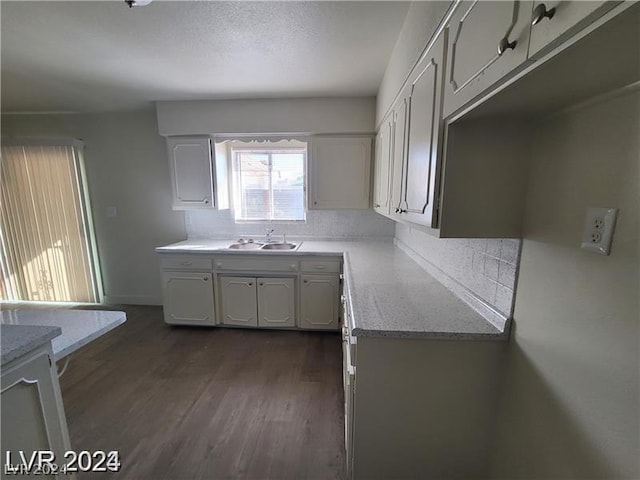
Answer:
162 271 215 325
299 275 340 330
220 276 296 328
1 343 71 472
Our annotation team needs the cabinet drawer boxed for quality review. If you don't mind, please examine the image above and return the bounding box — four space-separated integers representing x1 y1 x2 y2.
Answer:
161 255 212 271
301 259 341 273
214 257 299 272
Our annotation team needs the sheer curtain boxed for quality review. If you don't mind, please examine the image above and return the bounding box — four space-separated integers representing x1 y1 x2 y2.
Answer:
0 142 100 302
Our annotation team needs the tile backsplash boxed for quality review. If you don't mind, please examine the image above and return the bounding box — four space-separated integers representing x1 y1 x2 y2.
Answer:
186 209 395 240
395 224 521 319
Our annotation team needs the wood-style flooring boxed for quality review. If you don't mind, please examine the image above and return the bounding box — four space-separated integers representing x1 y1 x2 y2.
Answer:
59 305 345 480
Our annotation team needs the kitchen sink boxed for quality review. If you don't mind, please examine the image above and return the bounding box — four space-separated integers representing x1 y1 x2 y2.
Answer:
227 242 264 250
260 243 299 250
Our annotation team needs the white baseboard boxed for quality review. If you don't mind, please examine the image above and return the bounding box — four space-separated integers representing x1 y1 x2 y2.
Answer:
103 294 162 306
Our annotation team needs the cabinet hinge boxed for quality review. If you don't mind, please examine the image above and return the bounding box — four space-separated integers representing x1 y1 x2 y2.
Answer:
48 355 52 367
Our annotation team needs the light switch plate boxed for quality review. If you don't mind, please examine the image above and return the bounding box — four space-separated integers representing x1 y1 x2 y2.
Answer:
581 207 617 255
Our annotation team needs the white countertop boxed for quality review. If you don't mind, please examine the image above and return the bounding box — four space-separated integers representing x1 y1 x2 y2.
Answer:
1 309 126 362
156 239 508 340
1 324 62 365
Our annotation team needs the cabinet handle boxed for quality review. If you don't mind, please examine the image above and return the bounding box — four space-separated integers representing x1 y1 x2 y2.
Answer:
216 262 223 268
315 265 326 270
374 203 381 208
248 282 253 286
394 207 400 214
259 283 264 287
204 199 209 204
497 37 517 56
399 209 407 214
531 3 555 25
181 261 192 266
303 279 308 284
290 264 297 270
203 277 208 282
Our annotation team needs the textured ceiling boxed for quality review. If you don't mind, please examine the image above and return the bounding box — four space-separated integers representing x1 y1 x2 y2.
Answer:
1 1 410 113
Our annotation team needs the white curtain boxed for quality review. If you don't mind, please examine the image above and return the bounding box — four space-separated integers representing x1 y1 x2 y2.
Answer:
0 143 99 302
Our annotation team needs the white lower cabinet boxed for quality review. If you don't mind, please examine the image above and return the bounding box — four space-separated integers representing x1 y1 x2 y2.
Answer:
220 276 258 327
1 344 71 474
299 275 340 330
257 278 296 328
220 276 295 328
162 272 215 325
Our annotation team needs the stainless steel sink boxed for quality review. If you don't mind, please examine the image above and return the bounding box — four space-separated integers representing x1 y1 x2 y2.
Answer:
227 242 264 250
260 243 298 250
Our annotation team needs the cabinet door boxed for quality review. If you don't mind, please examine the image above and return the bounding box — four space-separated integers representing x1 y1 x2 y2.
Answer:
257 277 296 328
373 115 394 216
398 33 446 228
528 1 620 57
310 137 372 209
220 276 258 327
443 0 533 117
1 347 70 466
162 272 215 325
390 93 409 215
300 275 340 330
167 136 214 209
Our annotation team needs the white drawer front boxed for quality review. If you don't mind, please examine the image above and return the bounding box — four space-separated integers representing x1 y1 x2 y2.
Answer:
214 257 299 272
301 259 341 273
161 255 212 270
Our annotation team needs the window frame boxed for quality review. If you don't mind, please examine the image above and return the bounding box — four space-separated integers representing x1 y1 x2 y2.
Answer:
230 144 307 224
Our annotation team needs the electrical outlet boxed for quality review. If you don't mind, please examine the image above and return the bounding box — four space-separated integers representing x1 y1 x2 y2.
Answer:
581 207 618 255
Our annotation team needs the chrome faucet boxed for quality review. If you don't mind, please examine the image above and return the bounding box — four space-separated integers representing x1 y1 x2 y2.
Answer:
265 227 275 243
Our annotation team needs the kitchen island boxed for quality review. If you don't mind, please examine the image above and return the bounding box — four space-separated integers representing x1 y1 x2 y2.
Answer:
1 309 126 475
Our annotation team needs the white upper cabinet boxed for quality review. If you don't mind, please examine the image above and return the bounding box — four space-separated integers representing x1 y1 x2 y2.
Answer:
373 115 393 215
527 1 620 57
443 0 533 117
310 136 372 210
166 136 229 210
390 94 409 217
388 32 446 228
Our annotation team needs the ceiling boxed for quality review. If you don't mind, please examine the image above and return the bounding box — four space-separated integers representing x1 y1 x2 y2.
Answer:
1 1 410 113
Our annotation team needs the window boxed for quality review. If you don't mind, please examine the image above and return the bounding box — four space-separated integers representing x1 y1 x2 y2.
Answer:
230 140 306 222
0 142 102 303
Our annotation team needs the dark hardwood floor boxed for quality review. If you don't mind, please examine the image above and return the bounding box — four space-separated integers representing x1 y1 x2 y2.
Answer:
60 305 346 480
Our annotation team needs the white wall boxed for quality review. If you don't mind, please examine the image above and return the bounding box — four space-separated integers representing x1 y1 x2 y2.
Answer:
490 90 639 478
375 1 451 125
157 97 376 136
186 209 394 240
1 109 186 305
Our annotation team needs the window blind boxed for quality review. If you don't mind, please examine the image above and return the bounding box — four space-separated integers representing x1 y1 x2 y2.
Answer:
0 144 99 302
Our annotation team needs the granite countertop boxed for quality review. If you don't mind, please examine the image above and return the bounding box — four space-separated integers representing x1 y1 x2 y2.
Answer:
156 238 508 340
1 309 126 363
1 324 62 365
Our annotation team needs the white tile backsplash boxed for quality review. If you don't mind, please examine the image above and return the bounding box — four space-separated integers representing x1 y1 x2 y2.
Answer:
395 224 521 317
186 209 395 240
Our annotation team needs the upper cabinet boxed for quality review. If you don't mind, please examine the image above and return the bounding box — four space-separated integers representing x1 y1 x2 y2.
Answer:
166 136 229 210
373 114 393 216
443 0 533 117
374 0 636 238
309 136 372 210
527 1 620 57
389 33 446 229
